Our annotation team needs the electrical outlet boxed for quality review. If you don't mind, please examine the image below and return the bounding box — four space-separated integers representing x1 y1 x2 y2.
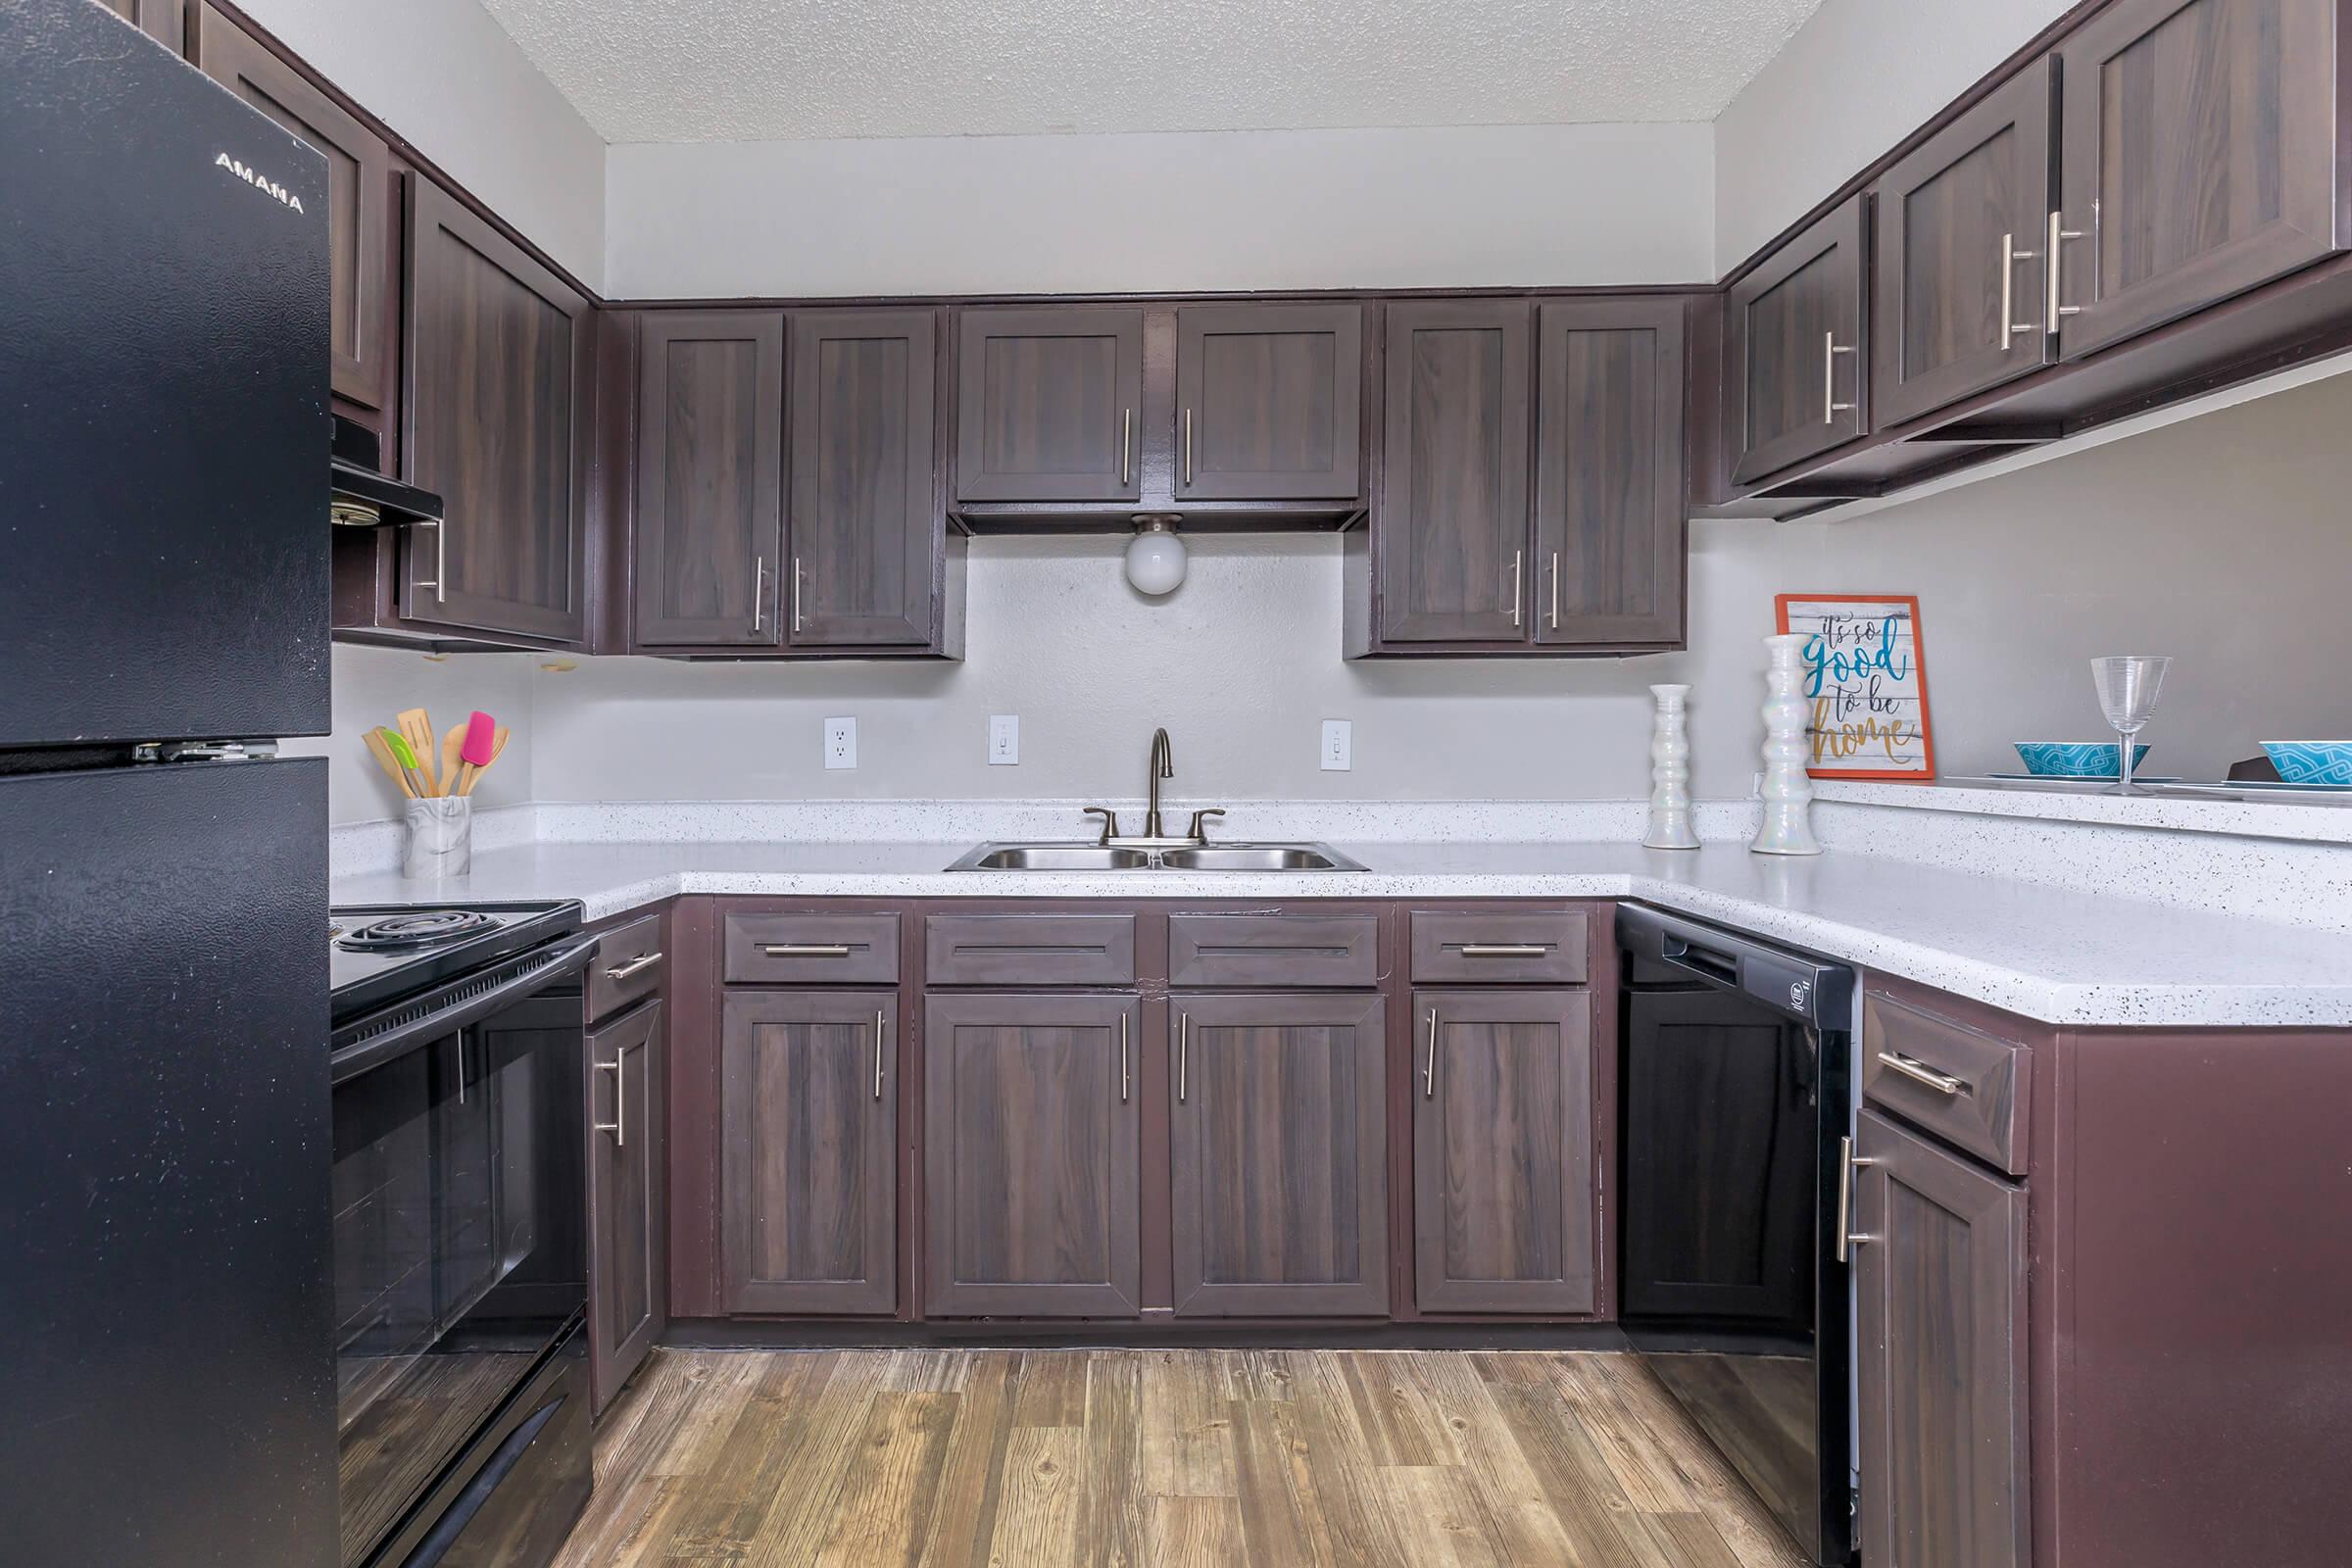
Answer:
988 714 1019 765
824 716 857 770
1320 719 1352 772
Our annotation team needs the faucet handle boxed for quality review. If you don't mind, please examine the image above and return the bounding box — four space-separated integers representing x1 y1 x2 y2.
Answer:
1082 806 1120 846
1185 808 1226 844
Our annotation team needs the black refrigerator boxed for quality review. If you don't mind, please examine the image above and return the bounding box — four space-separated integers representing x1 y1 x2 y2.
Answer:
0 2 338 1564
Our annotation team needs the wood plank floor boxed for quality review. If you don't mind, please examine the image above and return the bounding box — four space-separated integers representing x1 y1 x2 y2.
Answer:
557 1348 1807 1567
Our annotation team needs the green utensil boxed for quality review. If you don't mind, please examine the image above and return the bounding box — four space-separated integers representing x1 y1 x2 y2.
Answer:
381 727 427 792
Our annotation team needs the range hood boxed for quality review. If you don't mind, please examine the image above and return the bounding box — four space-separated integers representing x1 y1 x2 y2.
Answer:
330 414 441 527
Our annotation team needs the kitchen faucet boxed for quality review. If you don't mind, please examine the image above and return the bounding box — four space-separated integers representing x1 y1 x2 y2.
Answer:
1081 728 1225 846
1145 727 1173 838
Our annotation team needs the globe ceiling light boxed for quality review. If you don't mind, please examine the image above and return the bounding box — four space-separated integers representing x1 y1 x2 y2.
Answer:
1124 514 1187 596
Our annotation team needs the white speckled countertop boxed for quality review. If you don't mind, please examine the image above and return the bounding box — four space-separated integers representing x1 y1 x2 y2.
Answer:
330 837 2352 1029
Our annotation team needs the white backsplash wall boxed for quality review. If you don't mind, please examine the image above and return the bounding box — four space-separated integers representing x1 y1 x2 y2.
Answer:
292 645 539 824
317 366 2352 823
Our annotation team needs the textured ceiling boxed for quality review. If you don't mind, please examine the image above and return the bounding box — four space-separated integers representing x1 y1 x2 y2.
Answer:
477 0 1827 144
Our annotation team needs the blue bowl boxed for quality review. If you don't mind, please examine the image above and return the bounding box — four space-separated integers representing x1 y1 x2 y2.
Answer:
2261 742 2352 785
2015 742 2148 778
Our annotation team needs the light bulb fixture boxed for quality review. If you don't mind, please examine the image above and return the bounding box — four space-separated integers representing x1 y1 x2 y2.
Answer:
1124 514 1187 596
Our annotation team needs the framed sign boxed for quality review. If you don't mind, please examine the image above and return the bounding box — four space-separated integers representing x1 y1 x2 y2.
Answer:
1774 594 1937 780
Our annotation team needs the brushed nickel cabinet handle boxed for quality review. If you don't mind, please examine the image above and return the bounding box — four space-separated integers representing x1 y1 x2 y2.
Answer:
1120 408 1133 485
1836 1136 1881 1260
1177 1010 1189 1102
1183 408 1194 485
410 518 446 602
1547 551 1560 630
1458 944 1547 958
2046 209 2086 332
791 557 805 633
763 943 851 957
753 556 766 631
1509 551 1523 628
1423 1008 1439 1098
1824 332 1858 423
1998 231 2042 351
594 1054 626 1148
1877 1050 1967 1096
603 951 662 982
873 1010 887 1100
1119 1012 1130 1102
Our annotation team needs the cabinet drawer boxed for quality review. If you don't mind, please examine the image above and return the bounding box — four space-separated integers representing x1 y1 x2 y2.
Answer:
587 912 665 1022
1862 991 2031 1175
925 913 1136 987
723 913 900 985
1168 913 1380 989
1410 911 1589 985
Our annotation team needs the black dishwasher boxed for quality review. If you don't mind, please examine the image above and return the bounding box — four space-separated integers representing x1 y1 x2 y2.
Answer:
1615 904 1857 1567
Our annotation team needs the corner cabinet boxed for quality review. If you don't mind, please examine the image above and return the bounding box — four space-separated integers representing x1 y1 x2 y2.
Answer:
1354 296 1687 655
401 180 592 646
2052 0 2345 362
1724 194 1869 485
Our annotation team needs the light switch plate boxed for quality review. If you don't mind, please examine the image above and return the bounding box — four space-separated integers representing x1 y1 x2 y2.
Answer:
824 716 857 770
988 714 1019 765
1320 719 1352 771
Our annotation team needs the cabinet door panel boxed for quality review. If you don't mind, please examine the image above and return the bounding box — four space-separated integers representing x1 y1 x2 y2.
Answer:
789 309 938 647
1855 1109 2028 1568
634 312 784 647
720 992 897 1316
1378 300 1533 643
402 181 590 644
2057 0 2342 360
923 994 1140 1318
1175 303 1362 500
1874 64 2056 426
1534 299 1685 647
955 307 1144 502
1726 195 1868 485
97 0 185 54
194 1 393 411
1169 995 1388 1317
1412 990 1595 1312
588 1001 664 1410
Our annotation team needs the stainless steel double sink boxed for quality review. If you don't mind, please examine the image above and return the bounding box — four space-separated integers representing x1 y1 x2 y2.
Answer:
946 841 1369 872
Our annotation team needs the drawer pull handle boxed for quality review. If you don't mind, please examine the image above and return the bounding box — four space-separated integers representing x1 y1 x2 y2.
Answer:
1457 944 1547 958
603 951 662 982
873 1010 887 1100
763 944 853 957
1877 1051 1967 1096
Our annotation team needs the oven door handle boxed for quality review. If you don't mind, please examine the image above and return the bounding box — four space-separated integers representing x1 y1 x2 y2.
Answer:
332 935 599 1085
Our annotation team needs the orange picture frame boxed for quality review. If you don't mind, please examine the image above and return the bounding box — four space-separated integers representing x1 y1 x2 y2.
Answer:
1774 593 1938 781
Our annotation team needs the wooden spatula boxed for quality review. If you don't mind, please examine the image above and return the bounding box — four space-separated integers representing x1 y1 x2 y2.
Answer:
396 708 435 793
438 728 466 798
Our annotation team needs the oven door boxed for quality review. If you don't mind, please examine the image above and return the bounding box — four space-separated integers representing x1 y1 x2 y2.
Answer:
330 938 593 1568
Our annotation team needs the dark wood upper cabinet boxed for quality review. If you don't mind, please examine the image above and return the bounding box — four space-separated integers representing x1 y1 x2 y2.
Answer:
586 1000 665 1411
1168 994 1389 1318
788 309 940 647
1376 299 1534 643
401 179 591 645
633 311 784 648
1533 299 1686 647
923 992 1141 1318
719 991 898 1316
193 1 395 413
1173 303 1362 501
2054 0 2344 362
1411 989 1595 1313
955 306 1144 503
1725 194 1869 485
1873 63 2056 428
96 0 183 52
1854 1108 2029 1568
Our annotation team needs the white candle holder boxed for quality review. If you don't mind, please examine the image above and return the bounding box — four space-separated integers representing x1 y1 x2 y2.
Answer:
1752 633 1823 857
1643 684 1699 850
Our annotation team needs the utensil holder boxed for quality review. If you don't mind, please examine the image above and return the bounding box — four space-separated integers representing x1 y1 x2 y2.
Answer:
402 796 472 879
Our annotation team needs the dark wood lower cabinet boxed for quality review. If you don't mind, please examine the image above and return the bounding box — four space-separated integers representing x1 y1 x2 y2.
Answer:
719 992 898 1315
1854 1107 2028 1568
587 1000 665 1411
1168 994 1388 1317
1411 989 1595 1313
923 993 1142 1318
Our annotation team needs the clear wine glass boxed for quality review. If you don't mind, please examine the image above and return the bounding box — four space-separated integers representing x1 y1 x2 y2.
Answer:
2090 656 2171 794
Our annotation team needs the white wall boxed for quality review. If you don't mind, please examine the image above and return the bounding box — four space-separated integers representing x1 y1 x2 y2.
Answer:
234 0 606 289
1713 0 2074 272
604 123 1715 299
295 644 538 823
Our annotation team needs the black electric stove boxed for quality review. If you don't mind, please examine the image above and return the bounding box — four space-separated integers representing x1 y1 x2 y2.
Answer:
329 899 583 1024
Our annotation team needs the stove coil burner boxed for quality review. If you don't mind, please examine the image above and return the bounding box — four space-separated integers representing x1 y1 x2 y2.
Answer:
337 909 499 951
